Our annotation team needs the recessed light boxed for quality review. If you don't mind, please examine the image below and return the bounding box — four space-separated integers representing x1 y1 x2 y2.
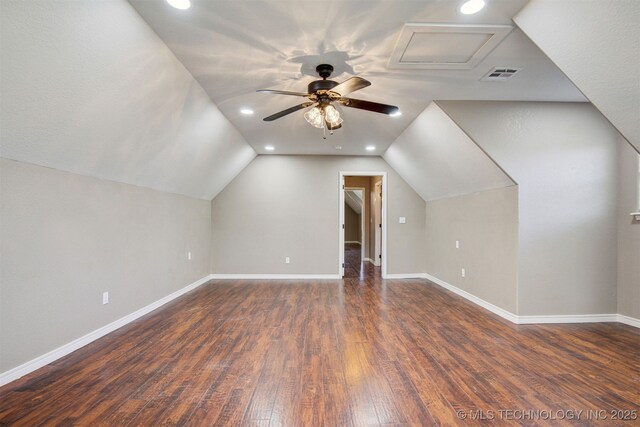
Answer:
366 146 376 151
390 110 402 117
265 145 275 151
240 108 254 115
167 0 191 9
460 0 485 15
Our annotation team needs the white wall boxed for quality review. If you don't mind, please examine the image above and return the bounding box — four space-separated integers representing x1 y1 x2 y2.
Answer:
515 0 640 152
0 0 255 200
0 159 211 373
425 187 519 314
439 101 619 316
617 141 640 319
384 103 514 201
210 155 426 275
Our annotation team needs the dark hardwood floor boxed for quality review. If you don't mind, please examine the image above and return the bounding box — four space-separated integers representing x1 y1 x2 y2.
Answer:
1 268 639 425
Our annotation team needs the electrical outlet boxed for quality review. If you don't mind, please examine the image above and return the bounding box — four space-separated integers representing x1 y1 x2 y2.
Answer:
188 251 192 260
285 257 290 264
455 240 460 249
461 268 466 278
399 216 406 224
102 291 109 305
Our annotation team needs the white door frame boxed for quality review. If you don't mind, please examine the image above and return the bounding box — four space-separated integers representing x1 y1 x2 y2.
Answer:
339 171 388 278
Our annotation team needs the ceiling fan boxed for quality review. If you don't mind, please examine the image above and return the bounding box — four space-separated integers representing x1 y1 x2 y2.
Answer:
258 64 399 135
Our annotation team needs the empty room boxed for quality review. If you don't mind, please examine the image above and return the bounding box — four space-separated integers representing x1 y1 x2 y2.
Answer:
1 0 639 425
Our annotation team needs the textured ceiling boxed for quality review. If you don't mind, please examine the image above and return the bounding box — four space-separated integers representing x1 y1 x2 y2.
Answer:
515 0 640 153
0 0 256 200
4 0 626 205
383 102 514 201
128 0 586 156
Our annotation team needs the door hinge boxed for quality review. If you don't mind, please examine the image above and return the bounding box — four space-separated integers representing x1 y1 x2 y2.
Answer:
342 263 345 268
342 185 345 189
342 224 345 229
379 223 382 228
379 254 382 259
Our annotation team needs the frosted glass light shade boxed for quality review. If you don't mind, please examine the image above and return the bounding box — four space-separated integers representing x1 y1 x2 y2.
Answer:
304 106 325 128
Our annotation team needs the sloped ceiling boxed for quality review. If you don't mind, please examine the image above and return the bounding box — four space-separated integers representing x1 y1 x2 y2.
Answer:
383 102 514 201
345 190 363 214
0 0 256 200
514 0 640 153
3 0 629 204
129 0 586 156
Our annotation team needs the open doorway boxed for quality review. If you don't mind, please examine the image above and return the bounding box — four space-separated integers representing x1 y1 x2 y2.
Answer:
344 188 365 278
339 172 387 279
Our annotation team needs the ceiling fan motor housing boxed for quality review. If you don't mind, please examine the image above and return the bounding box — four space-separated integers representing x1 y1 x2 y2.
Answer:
308 79 339 94
309 63 339 98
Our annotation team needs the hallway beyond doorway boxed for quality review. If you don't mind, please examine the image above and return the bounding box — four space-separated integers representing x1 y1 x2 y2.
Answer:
344 242 380 280
340 172 386 278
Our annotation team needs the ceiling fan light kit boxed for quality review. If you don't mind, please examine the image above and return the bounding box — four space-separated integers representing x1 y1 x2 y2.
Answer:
324 105 342 126
258 64 399 137
304 106 325 128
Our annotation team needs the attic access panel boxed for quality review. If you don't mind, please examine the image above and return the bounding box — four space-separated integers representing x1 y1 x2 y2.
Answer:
388 23 513 70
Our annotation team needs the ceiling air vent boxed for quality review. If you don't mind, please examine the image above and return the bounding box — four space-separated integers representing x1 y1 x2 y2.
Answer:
481 67 522 81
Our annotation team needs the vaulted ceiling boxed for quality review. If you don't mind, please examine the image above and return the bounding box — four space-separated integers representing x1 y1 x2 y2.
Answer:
514 0 640 153
1 0 256 200
128 0 585 156
384 102 514 201
1 0 636 202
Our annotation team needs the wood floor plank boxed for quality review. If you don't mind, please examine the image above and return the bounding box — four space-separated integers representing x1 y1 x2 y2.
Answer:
1 248 638 426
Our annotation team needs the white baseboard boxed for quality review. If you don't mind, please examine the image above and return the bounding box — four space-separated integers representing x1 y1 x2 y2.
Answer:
423 273 638 328
384 273 427 279
423 273 519 323
0 274 213 387
209 274 340 280
517 314 618 324
617 314 640 328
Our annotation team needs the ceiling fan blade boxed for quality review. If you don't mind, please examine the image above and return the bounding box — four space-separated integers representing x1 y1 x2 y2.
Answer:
339 98 399 115
263 102 314 121
331 77 371 96
257 89 310 97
